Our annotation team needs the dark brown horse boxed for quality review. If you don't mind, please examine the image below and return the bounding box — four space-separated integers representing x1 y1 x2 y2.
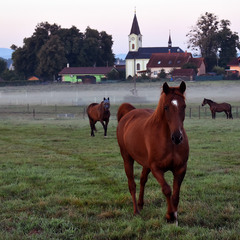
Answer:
87 97 110 137
117 81 189 225
202 98 233 119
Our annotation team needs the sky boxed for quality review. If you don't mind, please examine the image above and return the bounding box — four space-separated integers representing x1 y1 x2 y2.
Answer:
1 0 239 55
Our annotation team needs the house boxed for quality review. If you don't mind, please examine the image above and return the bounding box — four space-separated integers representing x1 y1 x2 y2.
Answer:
227 57 240 76
125 12 184 78
28 76 39 81
147 52 205 78
58 66 118 83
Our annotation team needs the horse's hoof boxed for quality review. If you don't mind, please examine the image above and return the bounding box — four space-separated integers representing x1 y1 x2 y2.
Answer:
166 212 176 223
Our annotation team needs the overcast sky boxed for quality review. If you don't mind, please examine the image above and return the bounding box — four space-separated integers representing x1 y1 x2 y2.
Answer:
1 0 239 55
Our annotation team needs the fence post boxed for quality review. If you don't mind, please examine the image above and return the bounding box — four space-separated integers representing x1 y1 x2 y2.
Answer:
33 109 35 119
189 107 191 119
198 106 201 119
236 106 238 118
83 107 86 119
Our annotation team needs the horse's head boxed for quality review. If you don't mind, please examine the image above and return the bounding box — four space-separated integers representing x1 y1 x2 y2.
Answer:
202 98 207 106
103 97 110 110
162 81 186 145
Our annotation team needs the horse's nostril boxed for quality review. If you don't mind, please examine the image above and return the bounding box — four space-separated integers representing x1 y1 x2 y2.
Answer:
172 132 183 145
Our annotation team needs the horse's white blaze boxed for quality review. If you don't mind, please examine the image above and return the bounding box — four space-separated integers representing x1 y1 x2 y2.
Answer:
172 99 178 107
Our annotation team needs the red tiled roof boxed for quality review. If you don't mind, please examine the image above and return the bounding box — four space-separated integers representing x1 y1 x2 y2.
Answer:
147 52 192 68
172 69 195 76
59 67 115 75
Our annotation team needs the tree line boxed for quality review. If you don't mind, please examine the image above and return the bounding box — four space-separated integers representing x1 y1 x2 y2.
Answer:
0 13 239 81
9 22 115 80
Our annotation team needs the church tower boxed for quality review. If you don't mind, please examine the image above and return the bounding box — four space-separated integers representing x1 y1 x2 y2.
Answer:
168 30 172 48
128 11 142 52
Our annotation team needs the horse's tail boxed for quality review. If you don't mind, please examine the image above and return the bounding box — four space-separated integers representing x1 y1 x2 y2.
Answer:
117 103 136 122
229 105 233 119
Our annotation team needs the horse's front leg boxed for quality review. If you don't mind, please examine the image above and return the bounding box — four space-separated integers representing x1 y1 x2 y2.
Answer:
151 165 175 222
101 120 108 136
138 167 151 210
172 166 187 226
89 119 95 136
211 111 215 119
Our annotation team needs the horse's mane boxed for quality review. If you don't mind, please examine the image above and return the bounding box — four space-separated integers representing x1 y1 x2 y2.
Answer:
205 98 215 104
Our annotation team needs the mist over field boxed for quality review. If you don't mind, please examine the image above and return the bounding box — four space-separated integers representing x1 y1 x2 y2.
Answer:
0 81 240 106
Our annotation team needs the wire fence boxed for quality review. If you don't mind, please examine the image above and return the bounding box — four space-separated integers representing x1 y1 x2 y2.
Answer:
0 104 239 121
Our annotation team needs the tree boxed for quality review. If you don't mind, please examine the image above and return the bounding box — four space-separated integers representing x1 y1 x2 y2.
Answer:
11 23 115 81
36 35 67 80
186 12 240 72
182 62 198 74
217 20 240 68
158 69 166 78
187 12 219 71
0 58 7 75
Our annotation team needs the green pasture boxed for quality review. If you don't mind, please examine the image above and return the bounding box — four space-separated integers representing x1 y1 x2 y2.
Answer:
0 108 240 239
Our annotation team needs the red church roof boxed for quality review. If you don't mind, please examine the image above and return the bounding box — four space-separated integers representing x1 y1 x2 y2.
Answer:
147 52 192 68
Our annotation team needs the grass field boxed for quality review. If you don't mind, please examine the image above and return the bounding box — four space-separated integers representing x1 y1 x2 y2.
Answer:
0 81 240 239
0 111 240 239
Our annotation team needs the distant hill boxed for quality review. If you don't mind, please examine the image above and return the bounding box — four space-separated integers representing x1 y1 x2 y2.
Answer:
115 54 126 60
0 48 14 59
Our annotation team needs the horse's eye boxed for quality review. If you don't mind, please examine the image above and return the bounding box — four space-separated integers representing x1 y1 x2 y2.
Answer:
164 106 169 110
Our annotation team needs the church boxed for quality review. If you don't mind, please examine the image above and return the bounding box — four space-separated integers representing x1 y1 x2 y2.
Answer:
125 12 185 78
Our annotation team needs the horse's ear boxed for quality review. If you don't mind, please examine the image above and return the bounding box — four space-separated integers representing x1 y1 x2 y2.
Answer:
179 81 186 94
163 82 170 94
108 97 109 100
104 97 106 100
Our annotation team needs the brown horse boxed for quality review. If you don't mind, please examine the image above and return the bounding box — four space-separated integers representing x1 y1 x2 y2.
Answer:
87 97 110 137
202 98 233 119
117 81 189 225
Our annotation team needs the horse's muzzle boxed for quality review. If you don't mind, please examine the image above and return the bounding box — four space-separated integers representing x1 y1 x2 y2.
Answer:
171 131 183 145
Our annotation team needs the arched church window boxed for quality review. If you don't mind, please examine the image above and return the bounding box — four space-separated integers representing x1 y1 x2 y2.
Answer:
137 63 140 70
132 44 135 50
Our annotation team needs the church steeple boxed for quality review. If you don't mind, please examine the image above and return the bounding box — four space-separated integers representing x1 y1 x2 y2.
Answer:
130 11 141 35
128 10 142 52
168 30 172 48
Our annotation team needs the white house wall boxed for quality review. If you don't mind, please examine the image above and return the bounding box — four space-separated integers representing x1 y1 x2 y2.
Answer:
126 58 149 78
149 67 180 78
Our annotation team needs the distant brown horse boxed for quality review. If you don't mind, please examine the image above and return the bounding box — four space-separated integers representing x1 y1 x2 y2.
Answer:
202 98 233 119
87 97 110 137
117 81 189 225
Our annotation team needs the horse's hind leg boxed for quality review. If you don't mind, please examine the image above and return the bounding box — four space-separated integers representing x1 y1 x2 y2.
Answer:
89 119 96 136
122 152 139 215
138 167 151 210
224 111 229 119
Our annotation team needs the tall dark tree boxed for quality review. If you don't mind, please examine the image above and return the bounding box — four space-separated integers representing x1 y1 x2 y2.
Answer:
100 31 115 66
36 35 67 80
11 23 115 80
187 12 240 72
58 26 84 67
217 20 240 68
187 12 219 71
0 58 7 75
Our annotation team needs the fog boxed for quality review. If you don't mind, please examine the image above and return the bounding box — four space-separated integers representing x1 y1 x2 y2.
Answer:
0 81 239 106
